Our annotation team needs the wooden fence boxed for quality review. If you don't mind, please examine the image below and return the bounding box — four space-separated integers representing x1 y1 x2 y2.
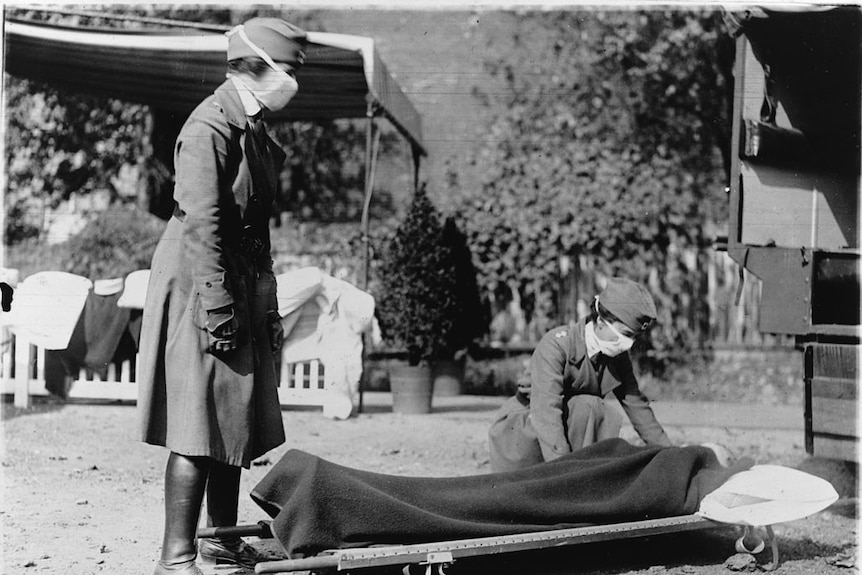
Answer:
2 248 789 407
491 249 792 348
0 329 329 409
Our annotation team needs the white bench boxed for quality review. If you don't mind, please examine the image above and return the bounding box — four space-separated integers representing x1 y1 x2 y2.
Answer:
0 330 328 408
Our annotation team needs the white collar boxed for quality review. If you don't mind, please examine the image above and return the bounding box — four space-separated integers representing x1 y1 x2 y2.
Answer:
228 75 263 118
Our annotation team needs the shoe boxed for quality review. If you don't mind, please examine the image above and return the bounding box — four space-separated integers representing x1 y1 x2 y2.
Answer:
199 537 267 569
153 559 204 575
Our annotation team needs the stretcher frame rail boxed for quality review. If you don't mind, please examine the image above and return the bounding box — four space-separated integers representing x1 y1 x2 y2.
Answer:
250 514 728 573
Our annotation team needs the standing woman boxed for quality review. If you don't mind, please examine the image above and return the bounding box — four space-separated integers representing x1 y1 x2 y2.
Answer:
138 18 307 575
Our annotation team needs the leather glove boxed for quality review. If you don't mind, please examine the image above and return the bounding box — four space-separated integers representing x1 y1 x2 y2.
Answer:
267 310 284 355
206 306 239 355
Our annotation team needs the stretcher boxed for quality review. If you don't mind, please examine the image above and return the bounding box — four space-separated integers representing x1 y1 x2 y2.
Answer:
197 445 837 574
198 516 781 574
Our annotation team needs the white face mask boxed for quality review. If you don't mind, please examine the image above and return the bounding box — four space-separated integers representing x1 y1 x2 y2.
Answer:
596 323 635 357
254 68 298 111
229 25 299 112
584 321 602 359
591 299 635 358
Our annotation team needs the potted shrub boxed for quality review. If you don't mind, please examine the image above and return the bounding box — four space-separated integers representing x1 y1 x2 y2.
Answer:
432 216 488 395
375 185 459 413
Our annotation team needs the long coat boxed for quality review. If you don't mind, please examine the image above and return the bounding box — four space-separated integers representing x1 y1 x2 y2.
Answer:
138 80 286 468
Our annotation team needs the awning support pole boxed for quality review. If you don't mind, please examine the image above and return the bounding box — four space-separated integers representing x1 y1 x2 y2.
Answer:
359 98 381 414
360 98 376 291
361 123 382 290
412 144 422 192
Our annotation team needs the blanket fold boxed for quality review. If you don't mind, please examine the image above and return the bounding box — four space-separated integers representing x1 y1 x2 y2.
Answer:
251 439 752 558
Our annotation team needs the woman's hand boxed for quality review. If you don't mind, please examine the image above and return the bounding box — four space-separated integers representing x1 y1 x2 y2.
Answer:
701 442 735 467
206 306 239 354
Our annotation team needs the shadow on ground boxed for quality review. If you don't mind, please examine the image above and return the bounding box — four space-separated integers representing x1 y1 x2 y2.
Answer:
393 528 852 575
388 529 743 575
355 403 500 415
0 396 66 420
796 456 859 499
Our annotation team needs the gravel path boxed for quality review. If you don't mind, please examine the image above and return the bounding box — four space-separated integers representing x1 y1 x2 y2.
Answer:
1 396 857 575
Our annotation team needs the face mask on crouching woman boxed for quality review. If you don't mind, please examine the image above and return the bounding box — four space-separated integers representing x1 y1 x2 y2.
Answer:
584 297 639 359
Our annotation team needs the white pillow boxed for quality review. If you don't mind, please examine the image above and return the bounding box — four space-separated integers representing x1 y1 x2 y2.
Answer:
697 464 839 526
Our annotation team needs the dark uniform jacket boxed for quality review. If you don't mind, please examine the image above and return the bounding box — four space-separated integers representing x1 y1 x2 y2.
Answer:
519 319 671 460
137 80 286 468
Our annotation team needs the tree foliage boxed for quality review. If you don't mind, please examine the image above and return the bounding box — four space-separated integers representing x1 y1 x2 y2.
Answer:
7 206 166 280
2 5 236 242
452 10 734 371
270 121 400 223
4 78 153 242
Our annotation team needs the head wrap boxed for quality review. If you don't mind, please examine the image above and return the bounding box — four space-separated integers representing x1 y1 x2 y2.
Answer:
598 277 657 333
227 17 307 67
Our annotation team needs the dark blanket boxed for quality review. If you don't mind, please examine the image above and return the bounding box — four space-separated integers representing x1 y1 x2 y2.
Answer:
251 438 753 558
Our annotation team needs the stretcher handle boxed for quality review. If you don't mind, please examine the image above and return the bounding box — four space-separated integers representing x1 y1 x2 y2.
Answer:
197 520 273 539
255 555 339 574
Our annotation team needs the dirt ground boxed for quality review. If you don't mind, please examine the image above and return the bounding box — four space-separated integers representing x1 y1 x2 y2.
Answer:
1 394 858 575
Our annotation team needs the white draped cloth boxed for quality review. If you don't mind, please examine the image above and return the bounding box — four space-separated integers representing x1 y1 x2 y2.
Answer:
276 267 375 419
117 269 151 309
2 271 92 350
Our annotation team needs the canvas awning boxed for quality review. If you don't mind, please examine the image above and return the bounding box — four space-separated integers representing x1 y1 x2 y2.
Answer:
4 12 427 293
3 17 425 156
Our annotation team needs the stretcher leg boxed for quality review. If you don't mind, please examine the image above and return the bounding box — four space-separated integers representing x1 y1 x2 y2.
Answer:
256 554 339 573
762 525 780 571
196 520 273 540
733 525 780 571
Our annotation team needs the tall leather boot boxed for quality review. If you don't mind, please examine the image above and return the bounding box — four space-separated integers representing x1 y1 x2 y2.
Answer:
198 462 267 568
204 461 241 529
153 452 211 575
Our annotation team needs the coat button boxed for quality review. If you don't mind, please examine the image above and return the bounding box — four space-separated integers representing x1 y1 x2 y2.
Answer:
205 282 212 287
